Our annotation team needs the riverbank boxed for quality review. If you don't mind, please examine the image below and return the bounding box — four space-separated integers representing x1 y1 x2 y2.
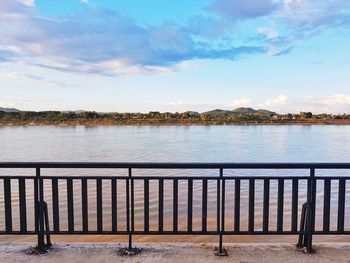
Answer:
1 242 350 263
1 119 350 126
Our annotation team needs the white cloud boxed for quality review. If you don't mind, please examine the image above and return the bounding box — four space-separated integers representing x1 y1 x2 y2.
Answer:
254 94 350 114
232 98 252 108
284 0 305 8
80 0 88 3
258 95 288 108
257 27 278 39
209 0 350 59
0 0 349 79
300 94 350 113
0 1 264 77
18 0 35 7
0 92 61 111
0 72 67 88
308 94 350 106
169 101 186 106
209 0 281 19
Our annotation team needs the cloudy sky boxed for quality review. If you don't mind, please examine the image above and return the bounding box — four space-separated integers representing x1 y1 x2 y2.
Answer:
0 0 349 113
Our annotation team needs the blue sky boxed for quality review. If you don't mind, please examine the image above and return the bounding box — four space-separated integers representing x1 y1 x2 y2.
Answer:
0 0 350 113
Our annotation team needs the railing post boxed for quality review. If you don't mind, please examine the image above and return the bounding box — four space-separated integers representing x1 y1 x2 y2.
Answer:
29 167 51 254
37 168 45 252
117 167 140 256
128 168 132 249
215 168 228 256
296 202 308 249
297 168 316 253
306 168 316 253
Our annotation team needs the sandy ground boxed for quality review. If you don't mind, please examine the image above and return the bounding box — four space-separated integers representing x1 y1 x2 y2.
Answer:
1 242 350 263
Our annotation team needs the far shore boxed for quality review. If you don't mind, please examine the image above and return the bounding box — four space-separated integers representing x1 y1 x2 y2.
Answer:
2 107 350 127
1 119 350 127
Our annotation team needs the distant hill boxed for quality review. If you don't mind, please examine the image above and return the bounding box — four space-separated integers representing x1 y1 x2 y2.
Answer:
256 109 276 115
231 107 257 114
0 107 276 116
202 109 233 115
61 110 86 114
0 107 21 112
184 111 200 115
202 107 276 116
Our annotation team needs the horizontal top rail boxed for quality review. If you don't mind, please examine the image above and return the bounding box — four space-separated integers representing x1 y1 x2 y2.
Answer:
0 162 350 169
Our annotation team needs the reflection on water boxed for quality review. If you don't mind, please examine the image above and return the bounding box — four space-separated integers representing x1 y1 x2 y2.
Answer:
0 125 350 242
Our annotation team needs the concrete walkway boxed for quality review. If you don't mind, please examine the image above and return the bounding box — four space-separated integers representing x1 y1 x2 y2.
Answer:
0 242 350 262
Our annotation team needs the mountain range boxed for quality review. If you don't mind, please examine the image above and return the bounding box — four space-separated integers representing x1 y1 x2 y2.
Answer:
0 107 276 115
202 107 275 116
0 107 21 112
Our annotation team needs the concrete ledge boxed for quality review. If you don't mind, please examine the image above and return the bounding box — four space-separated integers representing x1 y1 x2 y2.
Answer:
1 242 350 262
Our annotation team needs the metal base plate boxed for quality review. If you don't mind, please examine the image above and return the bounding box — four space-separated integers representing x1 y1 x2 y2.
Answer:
117 247 142 256
295 245 315 254
26 243 52 255
214 247 228 256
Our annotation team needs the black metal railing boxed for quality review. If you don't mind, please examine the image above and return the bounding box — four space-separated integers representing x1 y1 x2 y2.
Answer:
0 162 350 256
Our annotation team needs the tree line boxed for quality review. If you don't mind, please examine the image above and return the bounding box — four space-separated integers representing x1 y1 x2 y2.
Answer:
1 110 350 125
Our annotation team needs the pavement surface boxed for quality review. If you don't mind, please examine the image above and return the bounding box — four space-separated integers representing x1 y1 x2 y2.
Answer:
1 242 350 262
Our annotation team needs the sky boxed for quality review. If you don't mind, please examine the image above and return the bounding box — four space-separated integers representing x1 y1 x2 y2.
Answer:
0 0 350 113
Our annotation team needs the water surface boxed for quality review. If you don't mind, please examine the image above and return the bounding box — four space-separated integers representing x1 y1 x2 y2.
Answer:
1 125 350 163
0 125 350 242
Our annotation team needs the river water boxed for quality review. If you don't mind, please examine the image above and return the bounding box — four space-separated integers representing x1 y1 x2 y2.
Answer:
1 125 350 242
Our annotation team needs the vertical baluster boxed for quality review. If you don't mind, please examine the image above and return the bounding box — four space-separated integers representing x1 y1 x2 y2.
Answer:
188 179 193 232
111 179 117 232
248 179 255 233
81 178 88 232
277 179 284 232
263 179 270 232
144 179 149 232
173 179 178 232
159 179 164 232
323 179 331 232
291 179 298 232
19 178 27 233
131 177 134 233
217 179 220 232
34 171 39 236
202 179 208 232
126 177 130 233
234 179 240 232
221 177 225 233
96 179 103 232
67 178 74 232
337 179 346 232
52 178 60 232
4 178 12 233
